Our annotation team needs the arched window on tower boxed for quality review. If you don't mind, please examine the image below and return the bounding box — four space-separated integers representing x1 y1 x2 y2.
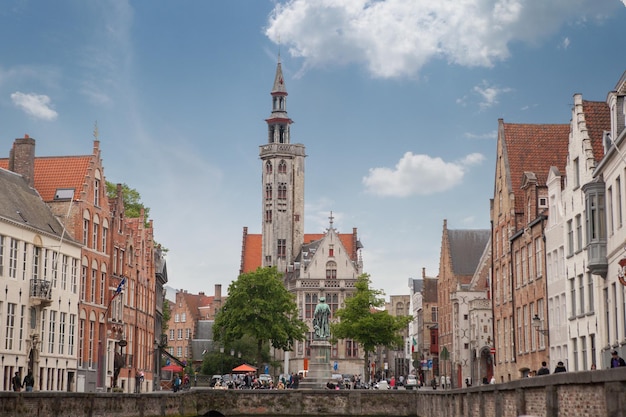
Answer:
266 184 273 200
278 160 287 173
326 261 337 279
266 161 273 174
279 126 285 143
278 183 287 200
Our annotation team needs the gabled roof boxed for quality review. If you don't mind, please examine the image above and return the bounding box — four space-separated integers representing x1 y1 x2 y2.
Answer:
582 100 611 162
501 122 570 213
0 167 66 238
447 229 491 277
0 155 92 202
239 228 359 275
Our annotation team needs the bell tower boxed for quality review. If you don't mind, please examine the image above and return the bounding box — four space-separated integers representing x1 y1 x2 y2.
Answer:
259 59 306 273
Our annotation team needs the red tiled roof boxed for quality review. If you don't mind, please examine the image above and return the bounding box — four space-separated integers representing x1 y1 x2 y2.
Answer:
582 100 610 162
240 231 357 275
502 122 570 213
0 155 92 202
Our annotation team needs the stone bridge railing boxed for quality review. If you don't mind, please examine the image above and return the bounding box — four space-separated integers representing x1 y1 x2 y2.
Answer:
1 368 625 417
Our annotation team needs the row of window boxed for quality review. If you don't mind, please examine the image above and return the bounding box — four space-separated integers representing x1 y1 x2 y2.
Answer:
514 237 543 287
265 183 288 200
0 301 76 357
265 160 288 174
0 235 79 291
168 328 192 340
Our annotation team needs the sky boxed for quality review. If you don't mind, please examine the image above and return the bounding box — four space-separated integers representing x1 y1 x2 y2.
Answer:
1 0 626 300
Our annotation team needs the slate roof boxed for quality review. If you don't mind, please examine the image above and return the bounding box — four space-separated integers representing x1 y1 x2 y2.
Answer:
0 167 66 238
447 229 491 277
501 122 570 213
0 155 92 202
582 100 611 162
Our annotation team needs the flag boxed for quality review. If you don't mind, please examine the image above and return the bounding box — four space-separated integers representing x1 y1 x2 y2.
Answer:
411 337 417 353
112 277 126 299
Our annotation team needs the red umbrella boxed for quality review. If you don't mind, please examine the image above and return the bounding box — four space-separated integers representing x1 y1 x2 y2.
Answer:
162 364 183 372
232 364 257 373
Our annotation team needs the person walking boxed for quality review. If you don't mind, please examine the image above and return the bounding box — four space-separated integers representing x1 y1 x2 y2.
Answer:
23 371 34 392
537 361 550 375
611 351 626 368
12 372 22 392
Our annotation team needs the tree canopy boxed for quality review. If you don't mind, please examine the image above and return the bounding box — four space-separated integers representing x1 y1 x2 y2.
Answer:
213 267 308 368
106 181 150 220
331 274 412 378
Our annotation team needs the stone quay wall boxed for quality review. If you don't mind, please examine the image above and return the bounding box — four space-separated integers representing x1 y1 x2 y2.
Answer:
0 368 625 417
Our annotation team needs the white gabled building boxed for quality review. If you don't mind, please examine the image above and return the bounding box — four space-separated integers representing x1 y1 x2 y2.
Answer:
591 71 626 368
559 94 610 371
0 167 82 391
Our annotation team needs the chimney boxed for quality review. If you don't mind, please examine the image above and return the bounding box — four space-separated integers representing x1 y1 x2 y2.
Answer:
215 284 222 300
9 135 36 188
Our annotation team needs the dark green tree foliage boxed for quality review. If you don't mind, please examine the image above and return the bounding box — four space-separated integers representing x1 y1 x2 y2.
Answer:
331 274 412 379
213 267 308 368
200 335 271 375
105 181 150 220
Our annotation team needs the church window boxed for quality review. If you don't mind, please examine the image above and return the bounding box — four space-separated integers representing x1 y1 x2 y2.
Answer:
325 293 339 314
305 293 318 319
326 261 337 279
265 210 272 223
277 239 286 258
278 160 287 173
266 161 273 174
265 184 272 200
279 126 285 143
278 183 287 200
346 340 359 358
269 126 275 143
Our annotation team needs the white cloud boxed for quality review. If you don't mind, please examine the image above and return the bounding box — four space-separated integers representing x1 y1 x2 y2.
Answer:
561 37 571 49
465 131 497 140
473 81 512 110
10 92 58 120
362 151 485 197
266 0 619 78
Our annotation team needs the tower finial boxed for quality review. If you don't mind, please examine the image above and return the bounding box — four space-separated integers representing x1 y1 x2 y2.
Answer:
278 34 281 63
329 211 334 229
93 121 99 141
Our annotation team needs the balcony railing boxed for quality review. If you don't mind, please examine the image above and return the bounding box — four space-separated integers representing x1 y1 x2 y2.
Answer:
30 279 52 306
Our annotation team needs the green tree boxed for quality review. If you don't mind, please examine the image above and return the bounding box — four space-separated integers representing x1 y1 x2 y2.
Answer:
106 181 150 220
201 335 271 375
213 267 308 368
162 299 171 333
330 274 412 380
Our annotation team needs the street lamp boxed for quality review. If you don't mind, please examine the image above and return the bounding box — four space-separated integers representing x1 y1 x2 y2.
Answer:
219 347 225 374
532 315 549 335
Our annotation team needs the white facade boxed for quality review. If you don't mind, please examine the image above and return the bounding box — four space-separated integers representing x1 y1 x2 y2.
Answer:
593 73 626 368
0 171 82 391
545 166 568 371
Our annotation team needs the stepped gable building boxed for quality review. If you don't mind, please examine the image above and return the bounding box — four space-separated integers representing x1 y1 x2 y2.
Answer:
436 219 490 388
592 70 626 368
167 285 224 368
1 136 160 393
490 121 569 382
0 165 82 391
546 96 609 374
240 60 364 376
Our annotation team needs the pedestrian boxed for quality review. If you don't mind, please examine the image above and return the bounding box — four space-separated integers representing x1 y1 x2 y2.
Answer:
611 351 626 368
23 371 34 392
12 372 22 392
554 361 567 373
537 361 550 375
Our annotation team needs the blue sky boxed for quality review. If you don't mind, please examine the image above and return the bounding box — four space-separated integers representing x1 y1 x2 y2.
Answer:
1 0 625 298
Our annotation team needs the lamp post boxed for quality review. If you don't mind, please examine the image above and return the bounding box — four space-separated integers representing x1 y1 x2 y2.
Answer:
219 347 225 375
532 315 549 335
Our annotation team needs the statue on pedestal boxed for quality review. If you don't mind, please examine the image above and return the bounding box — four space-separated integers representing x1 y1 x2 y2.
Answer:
313 297 331 340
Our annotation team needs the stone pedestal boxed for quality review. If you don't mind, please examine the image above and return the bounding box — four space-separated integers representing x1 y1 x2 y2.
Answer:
299 340 332 389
